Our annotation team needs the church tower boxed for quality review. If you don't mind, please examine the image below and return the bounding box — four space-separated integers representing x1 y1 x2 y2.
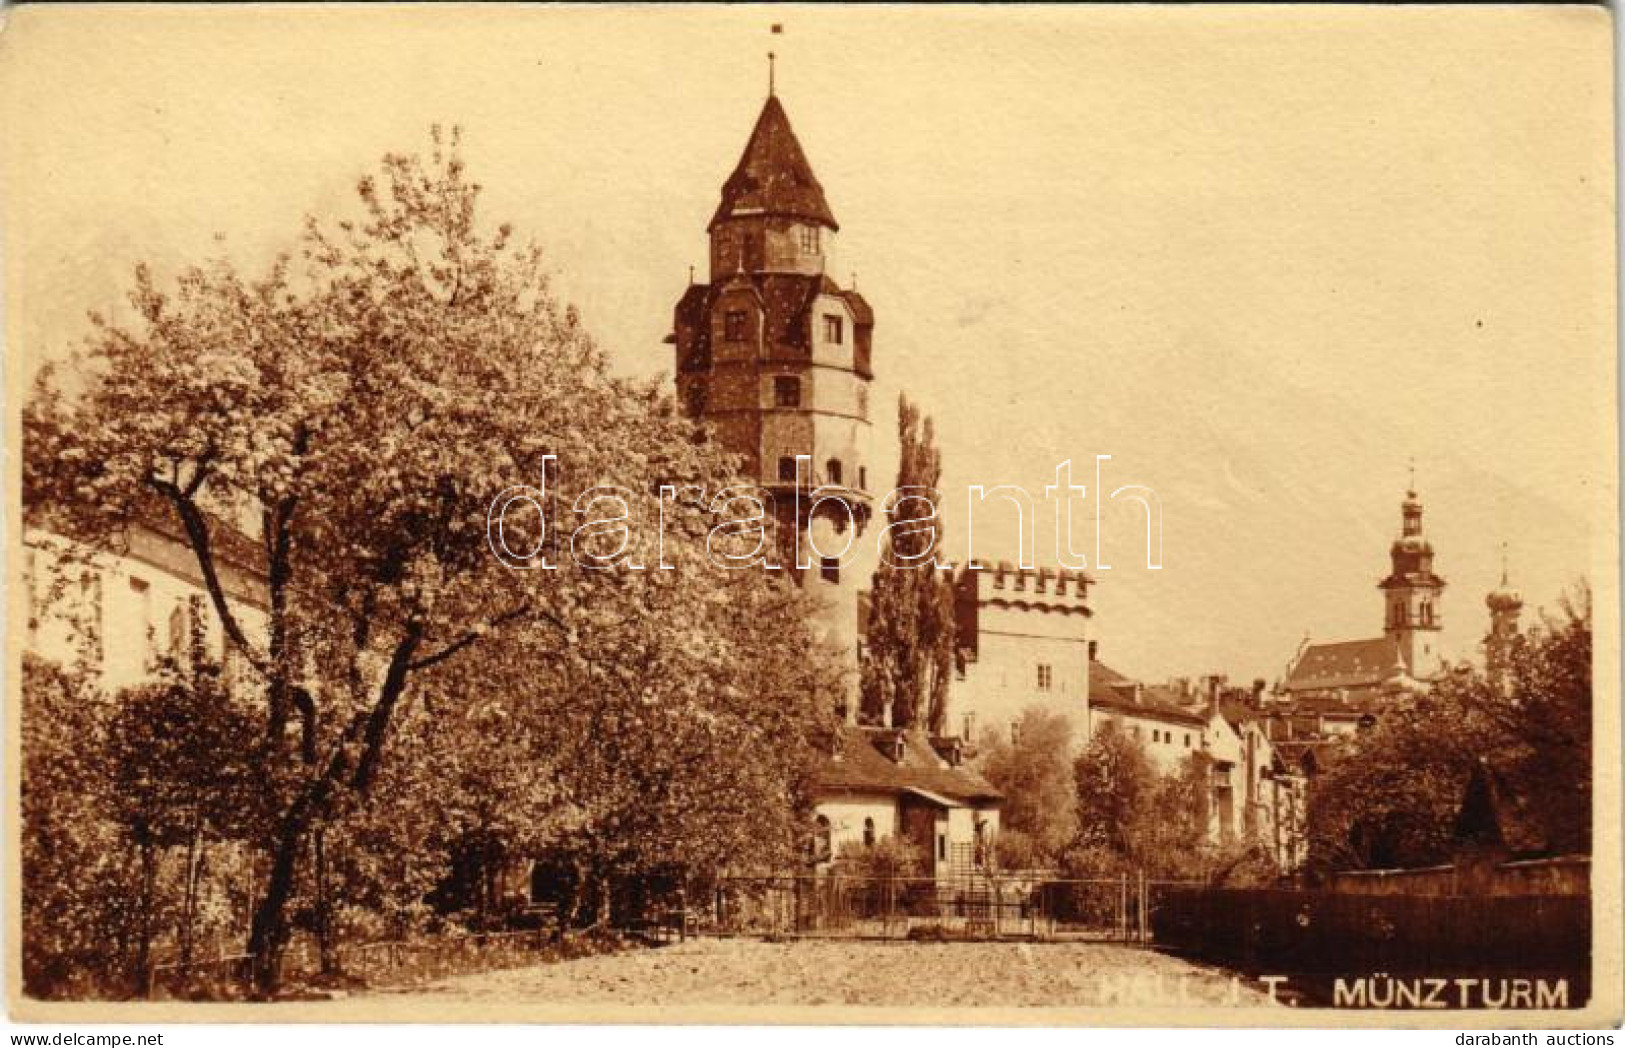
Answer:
1379 484 1446 679
1484 547 1523 687
669 87 876 702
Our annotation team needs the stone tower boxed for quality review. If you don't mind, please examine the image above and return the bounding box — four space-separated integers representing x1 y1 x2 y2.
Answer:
669 89 876 702
1484 548 1523 687
1379 484 1446 679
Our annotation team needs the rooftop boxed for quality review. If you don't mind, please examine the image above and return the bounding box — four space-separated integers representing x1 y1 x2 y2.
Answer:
813 725 1001 806
709 95 838 232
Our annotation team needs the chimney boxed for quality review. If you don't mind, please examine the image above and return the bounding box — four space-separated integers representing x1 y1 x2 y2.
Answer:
1133 682 1144 704
1088 640 1098 662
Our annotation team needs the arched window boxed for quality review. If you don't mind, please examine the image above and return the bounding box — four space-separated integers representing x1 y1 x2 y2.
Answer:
863 817 875 848
826 458 843 486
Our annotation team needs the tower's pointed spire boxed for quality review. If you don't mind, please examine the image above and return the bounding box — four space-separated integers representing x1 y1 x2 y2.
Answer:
708 92 839 232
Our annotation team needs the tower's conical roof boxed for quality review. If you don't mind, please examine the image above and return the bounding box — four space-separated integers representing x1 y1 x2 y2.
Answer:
709 95 838 232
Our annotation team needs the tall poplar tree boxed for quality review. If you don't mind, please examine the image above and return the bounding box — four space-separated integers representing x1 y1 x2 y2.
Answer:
860 396 956 733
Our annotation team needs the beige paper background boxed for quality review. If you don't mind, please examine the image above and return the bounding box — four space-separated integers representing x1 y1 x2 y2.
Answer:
1 2 1618 1026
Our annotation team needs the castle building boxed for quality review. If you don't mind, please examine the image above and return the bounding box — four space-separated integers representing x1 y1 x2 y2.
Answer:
668 89 875 698
1280 483 1443 708
947 561 1095 746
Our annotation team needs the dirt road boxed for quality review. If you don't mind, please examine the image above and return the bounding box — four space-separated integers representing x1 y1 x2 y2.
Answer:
396 937 1268 1008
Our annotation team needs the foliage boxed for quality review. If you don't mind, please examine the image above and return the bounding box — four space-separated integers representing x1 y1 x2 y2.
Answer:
976 707 1077 865
26 127 842 991
20 655 266 999
1305 584 1592 874
833 835 924 879
20 657 128 997
860 395 956 732
989 828 1041 873
1069 720 1222 880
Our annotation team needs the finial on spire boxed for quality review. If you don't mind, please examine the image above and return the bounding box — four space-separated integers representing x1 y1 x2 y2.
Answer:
1407 456 1416 494
1500 541 1510 586
768 23 783 96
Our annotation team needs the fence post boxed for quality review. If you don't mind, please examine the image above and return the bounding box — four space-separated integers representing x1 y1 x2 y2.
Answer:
1138 871 1148 944
1119 873 1128 942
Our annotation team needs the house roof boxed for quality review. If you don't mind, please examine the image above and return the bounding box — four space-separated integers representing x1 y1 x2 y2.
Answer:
1283 635 1401 692
814 725 1002 805
1087 663 1209 728
28 496 266 582
709 95 838 232
1088 659 1130 693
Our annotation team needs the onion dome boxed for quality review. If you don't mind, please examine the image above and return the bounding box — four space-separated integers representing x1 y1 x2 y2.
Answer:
1486 560 1523 613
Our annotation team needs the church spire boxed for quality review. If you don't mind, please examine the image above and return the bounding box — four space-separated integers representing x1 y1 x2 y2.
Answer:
1380 477 1446 679
1485 543 1523 687
708 93 839 233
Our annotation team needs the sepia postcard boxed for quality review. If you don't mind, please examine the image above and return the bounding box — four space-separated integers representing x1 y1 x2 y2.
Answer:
1 2 1619 1029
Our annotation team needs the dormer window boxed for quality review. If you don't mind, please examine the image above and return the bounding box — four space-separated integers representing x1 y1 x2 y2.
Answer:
800 226 820 253
823 315 843 344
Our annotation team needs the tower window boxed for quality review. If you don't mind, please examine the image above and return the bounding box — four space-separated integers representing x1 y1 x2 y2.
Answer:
820 556 841 584
863 817 875 848
1037 664 1053 691
725 310 747 342
773 376 801 408
799 226 820 253
858 466 867 490
778 456 798 483
823 315 843 344
826 459 843 486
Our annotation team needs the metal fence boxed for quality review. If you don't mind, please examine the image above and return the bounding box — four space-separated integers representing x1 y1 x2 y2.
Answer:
704 873 1200 942
147 927 565 999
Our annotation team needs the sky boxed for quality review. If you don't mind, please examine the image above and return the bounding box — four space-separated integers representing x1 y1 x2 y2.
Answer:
2 5 1614 684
